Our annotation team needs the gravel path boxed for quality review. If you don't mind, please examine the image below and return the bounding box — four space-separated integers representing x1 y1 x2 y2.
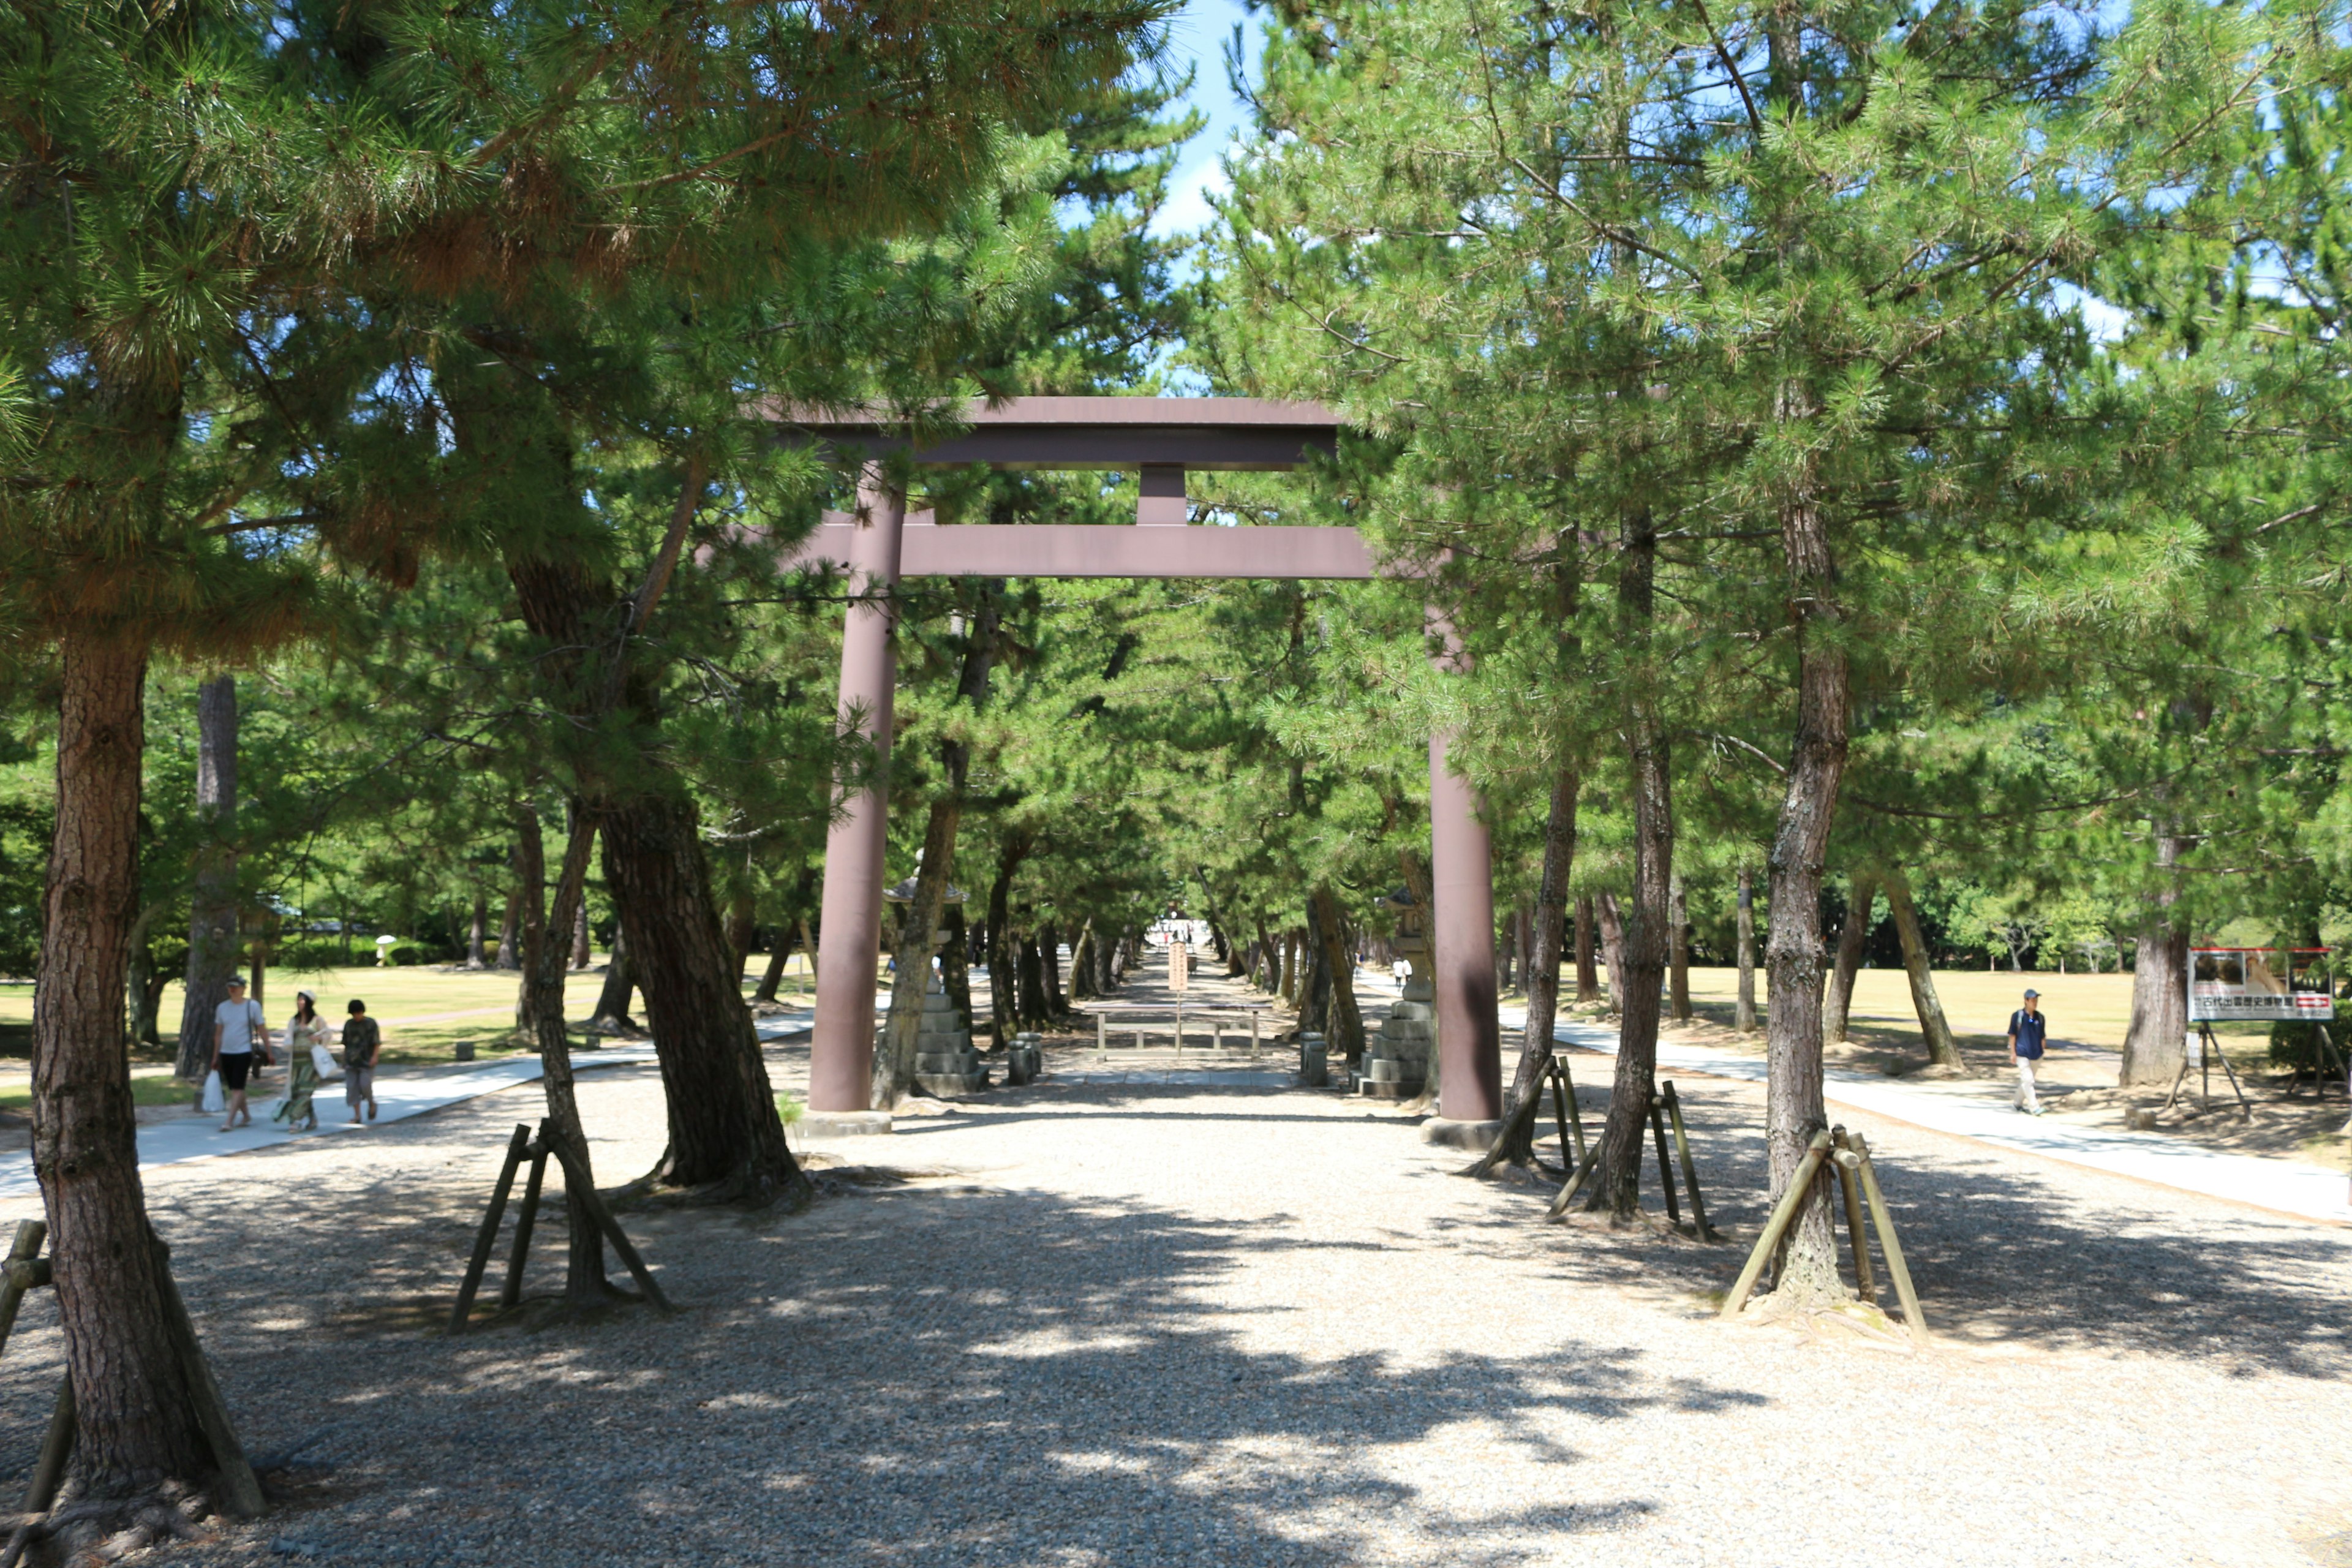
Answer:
2 1034 2349 1567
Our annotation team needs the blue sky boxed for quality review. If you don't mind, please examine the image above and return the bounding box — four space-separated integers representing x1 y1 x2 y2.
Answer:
1153 0 1262 237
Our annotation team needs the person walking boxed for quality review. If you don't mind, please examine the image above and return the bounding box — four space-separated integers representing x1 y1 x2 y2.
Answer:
274 989 327 1131
341 998 381 1125
2008 987 2049 1115
211 975 271 1131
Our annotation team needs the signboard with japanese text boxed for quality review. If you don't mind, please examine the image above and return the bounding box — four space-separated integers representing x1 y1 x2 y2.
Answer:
2188 948 2335 1023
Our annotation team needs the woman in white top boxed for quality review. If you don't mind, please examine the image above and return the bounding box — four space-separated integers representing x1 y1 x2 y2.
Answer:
275 989 327 1132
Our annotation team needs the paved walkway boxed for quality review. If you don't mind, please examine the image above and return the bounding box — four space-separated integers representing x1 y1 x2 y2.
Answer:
1354 971 2352 1227
0 1009 816 1200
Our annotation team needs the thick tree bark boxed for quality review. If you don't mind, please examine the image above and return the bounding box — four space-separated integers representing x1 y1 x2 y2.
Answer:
1308 887 1366 1063
1069 922 1099 1001
175 675 240 1079
1488 766 1578 1168
1574 895 1600 1004
1883 869 1964 1071
572 895 594 969
37 632 230 1493
466 891 490 970
602 794 804 1202
1042 920 1068 1016
1297 908 1333 1038
985 832 1032 1046
1823 872 1877 1044
1596 892 1627 1016
941 903 974 1033
2120 831 2192 1085
724 890 756 978
1735 869 1758 1031
125 902 164 1047
1668 876 1692 1022
1016 933 1049 1027
593 926 637 1027
1497 909 1518 994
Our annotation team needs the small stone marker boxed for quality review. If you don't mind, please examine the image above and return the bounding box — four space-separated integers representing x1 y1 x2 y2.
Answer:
1300 1031 1329 1088
454 1040 475 1062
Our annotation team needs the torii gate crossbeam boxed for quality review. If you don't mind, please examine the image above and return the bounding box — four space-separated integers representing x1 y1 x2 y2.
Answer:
782 398 1502 1140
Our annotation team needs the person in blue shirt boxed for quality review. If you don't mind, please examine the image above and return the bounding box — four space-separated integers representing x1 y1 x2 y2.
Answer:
2007 989 2049 1115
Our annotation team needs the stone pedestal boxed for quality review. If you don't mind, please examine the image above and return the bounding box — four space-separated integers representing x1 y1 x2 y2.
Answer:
913 976 988 1096
1299 1031 1330 1088
1005 1031 1044 1085
1359 976 1433 1101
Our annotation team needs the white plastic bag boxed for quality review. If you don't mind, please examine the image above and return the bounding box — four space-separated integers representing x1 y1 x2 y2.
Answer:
311 1044 342 1080
200 1069 224 1114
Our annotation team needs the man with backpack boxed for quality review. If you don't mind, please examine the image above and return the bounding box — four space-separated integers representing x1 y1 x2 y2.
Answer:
2007 987 2049 1115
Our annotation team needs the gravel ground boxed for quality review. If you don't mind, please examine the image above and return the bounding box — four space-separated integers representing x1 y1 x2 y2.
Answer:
2 1033 2349 1567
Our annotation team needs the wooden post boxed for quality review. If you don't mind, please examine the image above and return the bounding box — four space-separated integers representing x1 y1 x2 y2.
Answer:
1174 1004 1183 1054
1660 1082 1712 1241
1556 1058 1588 1159
1545 1136 1608 1219
1721 1130 1832 1318
153 1240 265 1519
20 1377 72 1514
450 1124 531 1332
1548 1060 1574 1166
0 1220 48 1362
1251 1012 1261 1060
1850 1133 1929 1344
1097 1011 1107 1063
1830 1131 1877 1303
1647 1096 1683 1229
541 1133 673 1313
500 1137 553 1311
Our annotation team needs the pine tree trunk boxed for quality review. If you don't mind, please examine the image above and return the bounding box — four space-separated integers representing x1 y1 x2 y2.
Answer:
601 794 803 1202
1596 892 1627 1016
1734 869 1758 1031
1069 922 1099 1001
1497 909 1518 993
572 896 594 969
175 675 239 1079
1588 510 1672 1218
1042 920 1067 1015
1574 895 1600 1004
593 926 637 1027
878 795 962 1106
2120 831 2192 1085
1308 888 1366 1063
514 804 610 1303
37 631 228 1493
942 903 974 1033
1823 872 1877 1045
1489 767 1578 1167
466 891 490 970
1884 869 1964 1070
725 890 755 978
124 902 162 1047
1297 908 1332 1038
985 832 1031 1046
1668 876 1692 1022
496 887 522 971
756 934 791 1003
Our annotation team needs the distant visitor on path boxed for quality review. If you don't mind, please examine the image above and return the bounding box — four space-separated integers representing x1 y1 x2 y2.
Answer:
342 999 381 1124
2008 989 2048 1115
274 989 327 1132
212 975 270 1131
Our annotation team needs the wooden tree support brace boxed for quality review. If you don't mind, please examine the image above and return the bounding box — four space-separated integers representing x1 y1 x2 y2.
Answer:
449 1125 532 1333
0 1221 49 1363
540 1132 674 1314
499 1140 553 1311
0 1375 75 1566
1660 1083 1716 1242
1720 1130 1831 1317
1546 1135 1607 1219
1830 1131 1877 1304
153 1240 265 1519
1550 1058 1586 1161
1646 1096 1683 1229
1850 1133 1931 1346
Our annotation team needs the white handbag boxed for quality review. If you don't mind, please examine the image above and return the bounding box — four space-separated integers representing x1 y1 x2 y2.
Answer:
311 1044 343 1080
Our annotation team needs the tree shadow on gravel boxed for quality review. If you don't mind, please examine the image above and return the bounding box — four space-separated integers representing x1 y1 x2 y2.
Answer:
1446 1076 2352 1381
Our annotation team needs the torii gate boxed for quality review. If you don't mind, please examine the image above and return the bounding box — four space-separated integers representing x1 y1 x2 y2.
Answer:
782 398 1502 1140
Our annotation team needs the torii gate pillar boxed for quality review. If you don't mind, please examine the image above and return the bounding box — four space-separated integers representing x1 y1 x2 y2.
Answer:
807 467 904 1115
1424 606 1504 1136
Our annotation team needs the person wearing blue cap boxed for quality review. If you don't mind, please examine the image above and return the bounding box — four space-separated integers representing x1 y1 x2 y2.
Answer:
2007 988 2048 1114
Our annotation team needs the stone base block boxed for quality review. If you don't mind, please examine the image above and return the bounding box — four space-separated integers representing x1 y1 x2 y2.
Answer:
1355 1080 1424 1101
916 1070 990 1097
1419 1116 1506 1150
799 1109 894 1139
